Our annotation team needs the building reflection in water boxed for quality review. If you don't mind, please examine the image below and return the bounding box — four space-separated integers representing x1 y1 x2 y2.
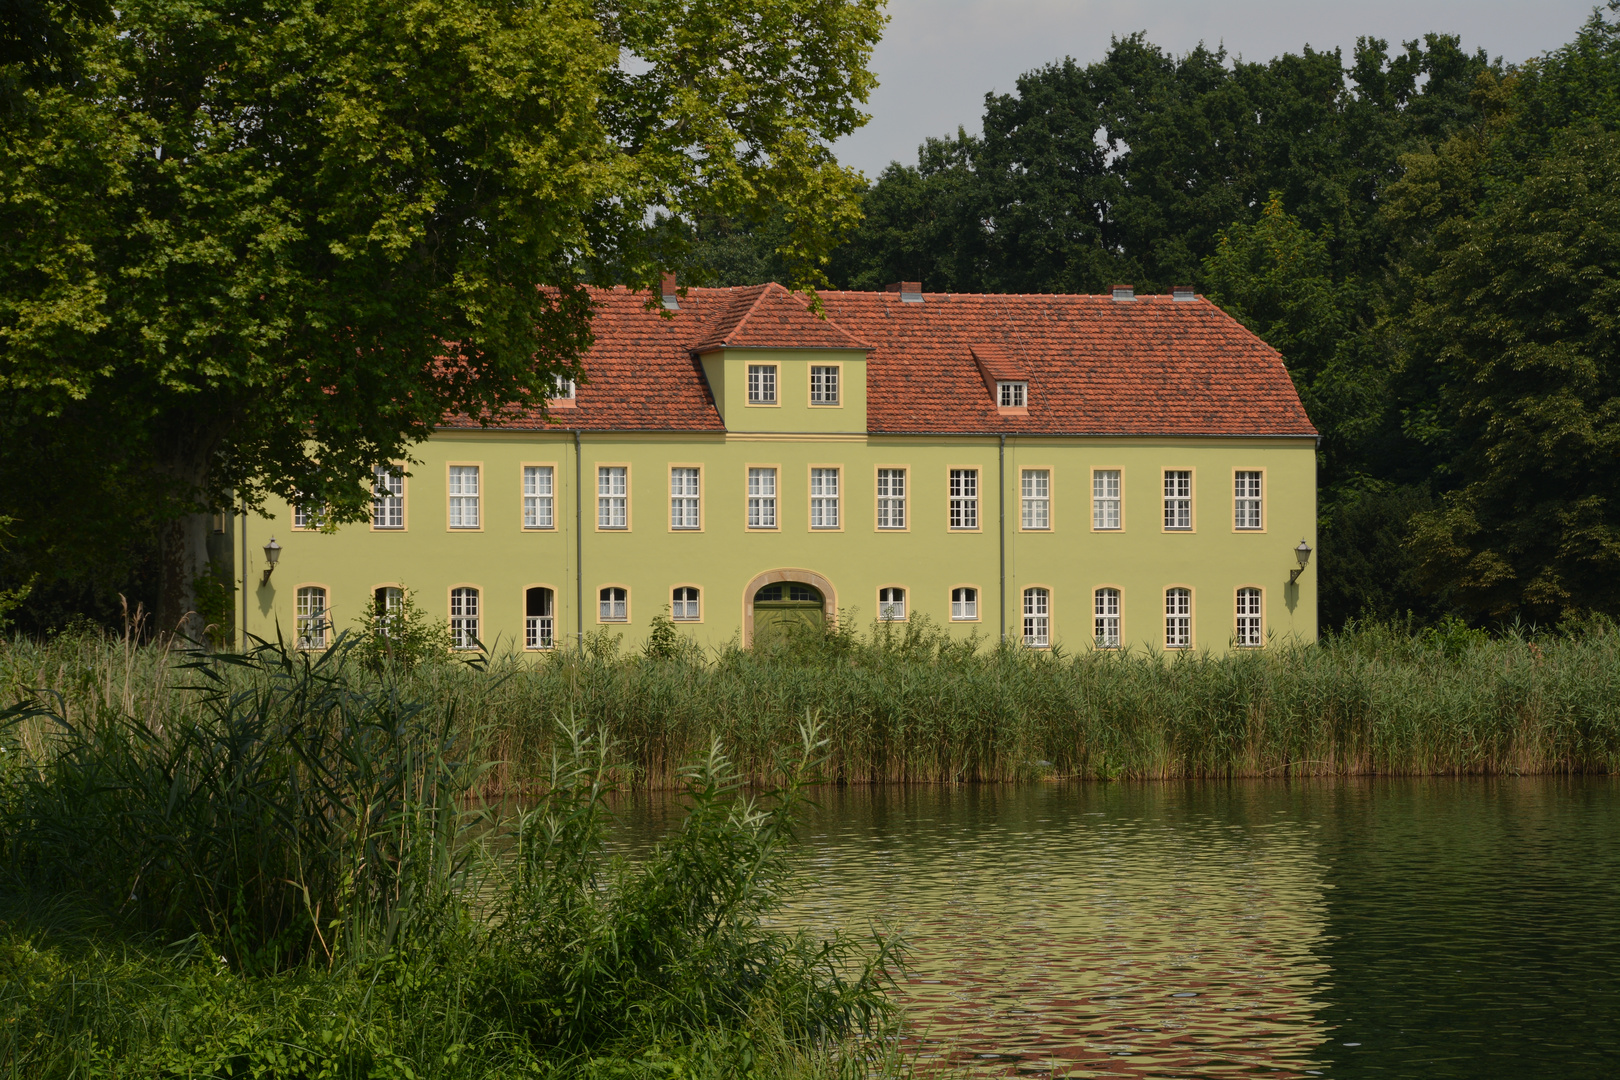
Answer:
778 783 1334 1077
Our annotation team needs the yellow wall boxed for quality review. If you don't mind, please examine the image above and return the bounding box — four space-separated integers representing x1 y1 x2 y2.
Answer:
244 429 1318 655
699 349 869 433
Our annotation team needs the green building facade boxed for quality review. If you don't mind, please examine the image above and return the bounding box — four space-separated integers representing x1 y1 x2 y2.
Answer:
242 283 1319 654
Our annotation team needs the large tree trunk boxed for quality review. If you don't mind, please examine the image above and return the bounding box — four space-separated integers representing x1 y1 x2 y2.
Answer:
157 510 215 644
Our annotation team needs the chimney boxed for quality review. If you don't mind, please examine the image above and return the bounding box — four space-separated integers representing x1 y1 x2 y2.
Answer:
1172 284 1195 302
1111 284 1134 302
661 272 679 310
886 281 924 304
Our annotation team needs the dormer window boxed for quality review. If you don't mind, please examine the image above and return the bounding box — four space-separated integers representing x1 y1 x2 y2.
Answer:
551 375 576 400
998 381 1027 408
747 364 777 404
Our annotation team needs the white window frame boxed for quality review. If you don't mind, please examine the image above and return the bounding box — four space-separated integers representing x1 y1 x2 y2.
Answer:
1235 471 1263 530
810 467 840 529
373 467 404 529
372 586 404 638
878 586 907 621
525 587 554 650
598 466 628 529
951 586 979 621
1021 469 1050 529
599 586 628 622
1022 587 1050 647
810 365 840 405
296 586 329 650
670 467 701 530
998 381 1027 408
1163 470 1192 531
747 467 778 529
523 466 555 530
877 468 907 529
747 364 778 404
448 465 481 529
672 586 701 622
1165 587 1191 649
450 586 480 649
949 469 979 529
1236 587 1263 647
1094 588 1121 648
1093 469 1121 530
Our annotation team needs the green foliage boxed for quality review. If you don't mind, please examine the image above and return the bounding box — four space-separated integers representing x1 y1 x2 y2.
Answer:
642 606 698 663
349 588 452 673
0 0 885 624
0 641 904 1077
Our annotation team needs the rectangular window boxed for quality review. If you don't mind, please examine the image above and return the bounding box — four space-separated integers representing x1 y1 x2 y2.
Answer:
293 496 324 530
877 468 907 529
672 586 701 621
949 469 979 529
523 466 554 529
1235 471 1263 530
1236 587 1263 647
450 586 480 649
598 466 628 529
879 586 907 621
810 468 840 529
747 467 778 529
1163 470 1192 530
1023 587 1050 647
1094 588 1121 648
671 467 700 530
998 381 1027 408
951 586 978 621
1093 470 1121 530
449 466 480 529
1165 588 1191 649
1021 469 1050 529
296 586 329 650
373 467 404 529
526 587 554 649
747 364 777 404
599 586 627 622
810 365 840 404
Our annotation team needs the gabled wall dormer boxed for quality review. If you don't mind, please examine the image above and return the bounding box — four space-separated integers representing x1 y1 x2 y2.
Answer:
691 284 870 434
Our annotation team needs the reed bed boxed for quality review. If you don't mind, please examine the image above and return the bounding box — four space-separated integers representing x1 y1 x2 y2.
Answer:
4 617 1617 788
0 641 905 1079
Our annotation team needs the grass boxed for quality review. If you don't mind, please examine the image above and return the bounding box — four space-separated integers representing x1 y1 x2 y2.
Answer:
6 616 1620 789
0 640 907 1079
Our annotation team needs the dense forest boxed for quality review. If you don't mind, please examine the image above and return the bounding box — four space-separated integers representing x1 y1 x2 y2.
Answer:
684 7 1620 631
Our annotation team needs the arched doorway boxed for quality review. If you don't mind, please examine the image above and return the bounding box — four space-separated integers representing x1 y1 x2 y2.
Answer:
741 569 838 647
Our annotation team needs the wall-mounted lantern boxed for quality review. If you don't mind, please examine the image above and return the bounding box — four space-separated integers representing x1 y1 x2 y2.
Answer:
261 537 282 585
1289 538 1313 584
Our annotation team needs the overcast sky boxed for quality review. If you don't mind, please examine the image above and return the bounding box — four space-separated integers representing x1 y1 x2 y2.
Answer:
832 0 1608 179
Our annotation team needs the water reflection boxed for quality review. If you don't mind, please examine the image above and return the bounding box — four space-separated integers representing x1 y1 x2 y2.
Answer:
613 778 1620 1078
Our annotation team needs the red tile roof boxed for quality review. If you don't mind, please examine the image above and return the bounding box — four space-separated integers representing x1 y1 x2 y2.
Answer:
446 285 1317 437
689 282 870 352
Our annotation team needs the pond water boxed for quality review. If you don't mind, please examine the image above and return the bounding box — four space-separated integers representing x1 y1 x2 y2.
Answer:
618 777 1620 1078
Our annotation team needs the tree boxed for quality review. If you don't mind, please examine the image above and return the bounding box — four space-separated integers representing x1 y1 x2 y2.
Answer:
1404 127 1620 620
0 0 884 635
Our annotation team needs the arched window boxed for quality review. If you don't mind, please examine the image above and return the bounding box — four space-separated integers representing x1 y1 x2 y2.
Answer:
1165 588 1191 649
296 586 329 650
526 587 554 649
951 587 978 621
879 587 906 621
1094 588 1120 648
1022 587 1049 647
450 587 480 649
599 586 628 622
672 586 700 621
373 586 403 637
1235 587 1263 647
